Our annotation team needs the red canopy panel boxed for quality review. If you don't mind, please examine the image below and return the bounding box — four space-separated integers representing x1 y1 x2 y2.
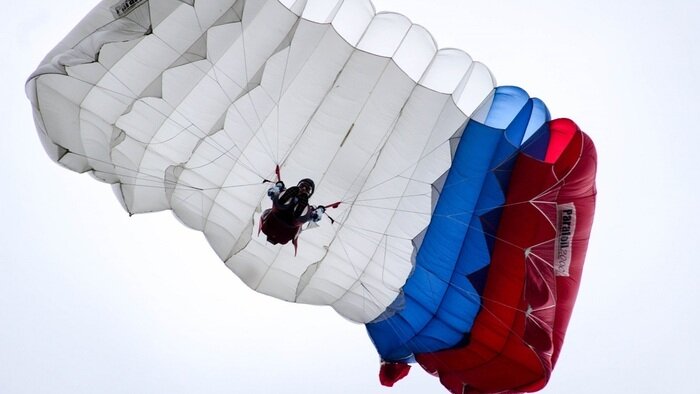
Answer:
415 119 597 394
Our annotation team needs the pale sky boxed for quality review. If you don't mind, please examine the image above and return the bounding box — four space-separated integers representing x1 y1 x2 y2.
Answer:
2 1 699 393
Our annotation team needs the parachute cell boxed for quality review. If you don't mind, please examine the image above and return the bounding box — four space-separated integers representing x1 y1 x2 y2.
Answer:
26 1 597 393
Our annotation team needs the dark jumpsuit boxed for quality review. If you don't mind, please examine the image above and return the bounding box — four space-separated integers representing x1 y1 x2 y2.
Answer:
260 186 314 245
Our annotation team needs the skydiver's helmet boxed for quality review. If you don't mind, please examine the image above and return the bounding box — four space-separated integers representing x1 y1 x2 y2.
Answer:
297 178 315 197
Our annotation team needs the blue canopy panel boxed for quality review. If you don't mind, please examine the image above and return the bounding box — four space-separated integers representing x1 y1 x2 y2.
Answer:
366 87 550 362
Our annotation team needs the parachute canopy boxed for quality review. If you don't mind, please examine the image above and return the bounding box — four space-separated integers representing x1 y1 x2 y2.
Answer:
27 1 596 393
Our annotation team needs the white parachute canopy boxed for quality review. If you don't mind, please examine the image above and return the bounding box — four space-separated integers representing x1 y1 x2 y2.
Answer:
27 0 495 323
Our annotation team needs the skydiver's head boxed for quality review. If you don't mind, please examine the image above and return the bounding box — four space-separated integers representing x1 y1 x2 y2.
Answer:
297 178 315 197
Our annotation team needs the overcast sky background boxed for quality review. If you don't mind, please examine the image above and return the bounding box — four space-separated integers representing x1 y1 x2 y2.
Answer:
2 1 699 393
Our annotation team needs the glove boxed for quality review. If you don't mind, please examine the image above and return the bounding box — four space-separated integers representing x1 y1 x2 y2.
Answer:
267 184 282 197
267 181 285 197
312 206 325 222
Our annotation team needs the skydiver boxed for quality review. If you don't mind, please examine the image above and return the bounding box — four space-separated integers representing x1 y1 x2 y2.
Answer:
259 178 325 249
